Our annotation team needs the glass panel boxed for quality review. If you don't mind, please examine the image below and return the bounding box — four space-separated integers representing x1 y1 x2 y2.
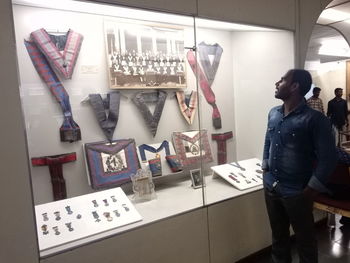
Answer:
12 0 201 257
193 17 295 205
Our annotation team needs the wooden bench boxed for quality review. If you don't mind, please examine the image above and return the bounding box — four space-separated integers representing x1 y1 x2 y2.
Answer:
313 163 350 226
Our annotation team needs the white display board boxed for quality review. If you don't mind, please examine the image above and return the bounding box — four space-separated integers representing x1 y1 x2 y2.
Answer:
211 158 263 190
35 187 142 251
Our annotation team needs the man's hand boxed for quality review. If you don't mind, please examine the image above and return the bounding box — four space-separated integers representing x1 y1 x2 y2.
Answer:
303 186 319 201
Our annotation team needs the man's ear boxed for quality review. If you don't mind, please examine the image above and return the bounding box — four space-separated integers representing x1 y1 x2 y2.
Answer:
291 82 300 93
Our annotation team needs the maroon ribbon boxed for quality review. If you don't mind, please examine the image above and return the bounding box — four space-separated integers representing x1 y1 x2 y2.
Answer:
187 50 222 129
31 152 76 201
212 131 233 165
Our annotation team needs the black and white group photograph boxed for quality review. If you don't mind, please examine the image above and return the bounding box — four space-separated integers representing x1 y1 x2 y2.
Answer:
104 21 186 89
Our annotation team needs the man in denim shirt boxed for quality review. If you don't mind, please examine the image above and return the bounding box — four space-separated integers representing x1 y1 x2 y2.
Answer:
262 69 337 263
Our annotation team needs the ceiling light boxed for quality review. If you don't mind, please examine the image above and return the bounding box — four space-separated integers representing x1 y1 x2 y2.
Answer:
13 0 278 31
319 39 350 57
319 9 350 22
195 18 277 31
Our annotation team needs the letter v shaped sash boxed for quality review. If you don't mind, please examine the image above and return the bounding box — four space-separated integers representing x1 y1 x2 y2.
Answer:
25 40 81 142
132 90 167 137
30 28 83 79
175 90 198 125
197 42 223 86
187 50 222 129
89 92 120 142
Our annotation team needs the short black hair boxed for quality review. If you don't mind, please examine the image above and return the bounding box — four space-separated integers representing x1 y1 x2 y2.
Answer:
335 88 343 94
290 69 312 96
313 87 321 93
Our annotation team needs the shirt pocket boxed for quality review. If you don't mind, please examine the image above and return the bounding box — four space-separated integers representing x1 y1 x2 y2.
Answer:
267 126 275 139
283 129 303 149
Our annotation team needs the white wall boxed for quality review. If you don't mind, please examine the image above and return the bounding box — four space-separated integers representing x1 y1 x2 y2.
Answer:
231 31 295 160
13 4 295 205
198 0 296 30
308 62 346 113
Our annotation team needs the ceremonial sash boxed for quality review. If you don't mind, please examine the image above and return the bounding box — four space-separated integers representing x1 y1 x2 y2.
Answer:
25 40 81 142
187 50 222 129
31 152 77 201
85 139 140 189
30 28 83 79
172 130 213 167
175 90 197 125
89 92 120 142
132 90 167 137
211 131 233 165
197 42 223 86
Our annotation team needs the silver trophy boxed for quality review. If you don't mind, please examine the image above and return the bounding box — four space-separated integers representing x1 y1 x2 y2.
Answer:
131 169 156 202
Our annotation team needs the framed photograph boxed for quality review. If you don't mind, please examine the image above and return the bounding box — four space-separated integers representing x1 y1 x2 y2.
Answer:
104 20 186 89
190 168 204 189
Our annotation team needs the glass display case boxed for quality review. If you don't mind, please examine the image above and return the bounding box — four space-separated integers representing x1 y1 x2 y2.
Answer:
12 0 294 257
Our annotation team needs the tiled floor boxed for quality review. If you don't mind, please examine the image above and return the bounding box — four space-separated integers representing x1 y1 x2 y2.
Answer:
317 218 350 263
241 215 350 263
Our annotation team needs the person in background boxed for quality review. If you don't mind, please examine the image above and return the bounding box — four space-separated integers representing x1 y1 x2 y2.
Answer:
262 69 337 263
327 88 349 145
307 87 324 114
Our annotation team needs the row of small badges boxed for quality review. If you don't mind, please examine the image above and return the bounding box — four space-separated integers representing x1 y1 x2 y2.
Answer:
227 171 263 184
227 162 263 184
40 195 131 236
41 207 131 236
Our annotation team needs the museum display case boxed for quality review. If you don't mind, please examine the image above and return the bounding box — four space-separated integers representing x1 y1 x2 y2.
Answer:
11 0 294 257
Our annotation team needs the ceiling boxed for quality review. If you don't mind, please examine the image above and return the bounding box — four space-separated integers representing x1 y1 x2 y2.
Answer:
307 0 350 63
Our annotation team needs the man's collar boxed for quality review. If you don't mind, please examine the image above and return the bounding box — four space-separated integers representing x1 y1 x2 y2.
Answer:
294 99 307 113
277 99 307 115
335 96 343 101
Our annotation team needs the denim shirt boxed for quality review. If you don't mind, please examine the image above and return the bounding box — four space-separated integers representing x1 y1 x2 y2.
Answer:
262 101 337 197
